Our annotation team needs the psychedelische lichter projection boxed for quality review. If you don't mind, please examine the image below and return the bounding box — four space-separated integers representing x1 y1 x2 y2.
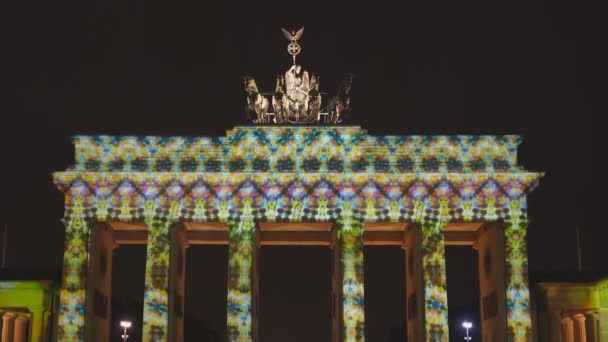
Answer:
227 219 255 342
52 28 542 342
53 127 542 342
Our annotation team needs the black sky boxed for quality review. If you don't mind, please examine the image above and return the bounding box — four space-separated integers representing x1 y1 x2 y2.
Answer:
0 0 598 340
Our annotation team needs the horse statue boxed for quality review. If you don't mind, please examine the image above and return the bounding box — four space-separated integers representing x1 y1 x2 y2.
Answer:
307 73 322 122
327 74 354 124
244 76 270 123
272 75 287 123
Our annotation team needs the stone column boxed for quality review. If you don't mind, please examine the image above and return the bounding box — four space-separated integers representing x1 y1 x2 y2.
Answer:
332 226 342 342
142 217 175 342
417 214 450 342
338 218 365 342
2 312 16 342
561 317 574 342
404 225 424 342
85 224 116 342
504 201 533 342
473 224 507 342
584 312 598 342
252 228 260 342
572 314 586 342
169 224 189 342
227 219 256 342
57 206 91 342
13 316 28 342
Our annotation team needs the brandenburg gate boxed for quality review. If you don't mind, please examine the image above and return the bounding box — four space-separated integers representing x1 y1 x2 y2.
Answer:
52 28 542 342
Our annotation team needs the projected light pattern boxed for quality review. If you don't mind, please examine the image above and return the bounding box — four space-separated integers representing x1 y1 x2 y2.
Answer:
70 127 522 174
505 200 532 341
142 216 173 342
57 197 90 342
227 220 255 342
418 201 450 342
340 218 365 341
53 126 541 342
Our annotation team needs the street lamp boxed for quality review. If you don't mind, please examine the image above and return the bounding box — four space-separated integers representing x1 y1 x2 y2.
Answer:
462 321 472 341
120 321 132 342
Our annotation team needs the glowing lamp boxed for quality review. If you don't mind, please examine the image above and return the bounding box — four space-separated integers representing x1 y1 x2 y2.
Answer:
462 321 472 341
120 321 132 341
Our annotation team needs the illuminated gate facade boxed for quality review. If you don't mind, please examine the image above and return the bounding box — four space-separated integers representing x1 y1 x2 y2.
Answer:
53 126 541 342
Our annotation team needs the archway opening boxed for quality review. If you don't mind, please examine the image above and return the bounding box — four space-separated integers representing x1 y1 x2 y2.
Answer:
259 246 332 342
184 245 228 341
445 246 481 342
364 245 407 341
111 244 147 342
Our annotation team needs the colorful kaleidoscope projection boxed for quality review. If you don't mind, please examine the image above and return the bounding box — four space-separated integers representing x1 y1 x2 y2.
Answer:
53 126 541 342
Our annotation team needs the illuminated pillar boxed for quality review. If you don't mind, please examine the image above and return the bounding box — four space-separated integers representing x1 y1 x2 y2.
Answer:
332 226 343 342
169 224 189 342
338 218 365 342
252 228 260 342
2 312 16 342
404 225 424 342
473 224 507 342
13 316 28 342
561 317 574 342
572 314 586 342
504 201 533 341
419 217 450 342
227 219 255 342
85 224 116 342
57 201 91 342
142 217 174 342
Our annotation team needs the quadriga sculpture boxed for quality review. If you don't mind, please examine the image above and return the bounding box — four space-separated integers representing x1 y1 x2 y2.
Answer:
244 76 269 124
327 74 353 124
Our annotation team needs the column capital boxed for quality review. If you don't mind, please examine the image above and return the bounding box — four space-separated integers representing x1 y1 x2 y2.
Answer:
2 312 16 320
572 313 586 321
14 316 28 324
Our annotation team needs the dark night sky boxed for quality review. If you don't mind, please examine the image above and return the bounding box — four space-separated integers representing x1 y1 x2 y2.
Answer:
1 0 599 340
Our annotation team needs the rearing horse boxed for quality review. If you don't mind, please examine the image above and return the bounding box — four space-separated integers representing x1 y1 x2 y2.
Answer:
327 74 353 124
272 75 287 123
244 76 270 123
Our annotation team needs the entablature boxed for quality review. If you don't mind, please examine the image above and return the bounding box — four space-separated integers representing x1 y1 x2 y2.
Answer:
69 126 526 174
53 170 540 224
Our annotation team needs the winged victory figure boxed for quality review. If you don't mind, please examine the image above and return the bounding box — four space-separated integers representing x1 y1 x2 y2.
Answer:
281 27 304 42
